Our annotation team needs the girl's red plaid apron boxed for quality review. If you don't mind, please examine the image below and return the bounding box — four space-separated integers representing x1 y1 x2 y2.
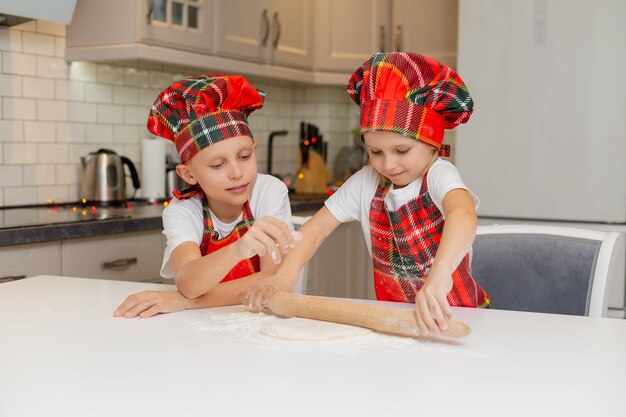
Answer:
369 175 489 307
173 185 261 282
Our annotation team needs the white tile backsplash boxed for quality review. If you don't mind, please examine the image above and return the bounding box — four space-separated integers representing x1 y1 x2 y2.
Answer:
55 164 79 185
22 32 55 56
36 56 67 79
38 185 68 203
0 120 23 142
2 97 37 120
97 104 124 124
85 124 113 143
0 28 21 51
24 121 56 142
0 21 358 206
84 83 112 103
22 76 55 99
2 52 37 76
0 165 21 187
56 122 85 143
0 74 22 97
68 102 97 123
55 80 85 101
4 186 37 206
4 143 38 164
37 99 68 121
24 164 55 185
38 144 68 164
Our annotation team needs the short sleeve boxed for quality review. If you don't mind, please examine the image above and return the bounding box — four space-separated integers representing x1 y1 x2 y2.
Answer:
160 196 204 278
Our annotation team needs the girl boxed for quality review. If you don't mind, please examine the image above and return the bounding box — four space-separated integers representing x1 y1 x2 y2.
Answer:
248 52 490 335
115 74 300 318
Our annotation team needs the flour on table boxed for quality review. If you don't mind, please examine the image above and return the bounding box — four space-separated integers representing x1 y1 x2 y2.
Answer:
260 317 371 341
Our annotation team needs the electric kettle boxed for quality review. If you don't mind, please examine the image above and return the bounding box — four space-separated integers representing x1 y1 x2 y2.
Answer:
80 149 141 204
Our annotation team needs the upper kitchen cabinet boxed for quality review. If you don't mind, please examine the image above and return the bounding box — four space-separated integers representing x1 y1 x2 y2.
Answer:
214 0 313 69
391 0 458 68
313 0 458 72
313 0 389 72
66 0 214 56
66 0 346 84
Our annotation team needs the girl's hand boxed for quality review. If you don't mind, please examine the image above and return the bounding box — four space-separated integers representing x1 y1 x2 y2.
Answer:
235 216 302 264
245 274 294 311
414 270 454 336
113 290 192 318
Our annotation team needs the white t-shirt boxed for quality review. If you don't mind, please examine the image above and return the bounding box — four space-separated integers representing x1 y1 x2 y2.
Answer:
324 159 479 254
160 173 292 278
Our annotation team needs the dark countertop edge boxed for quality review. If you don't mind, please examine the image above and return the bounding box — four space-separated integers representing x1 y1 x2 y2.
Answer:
0 201 325 247
0 217 163 247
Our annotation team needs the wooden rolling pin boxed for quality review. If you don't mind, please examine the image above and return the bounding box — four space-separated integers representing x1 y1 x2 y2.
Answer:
243 292 471 339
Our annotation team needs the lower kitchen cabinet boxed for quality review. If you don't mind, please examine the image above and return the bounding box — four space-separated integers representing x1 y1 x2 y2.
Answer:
305 221 375 300
62 231 166 283
0 242 62 283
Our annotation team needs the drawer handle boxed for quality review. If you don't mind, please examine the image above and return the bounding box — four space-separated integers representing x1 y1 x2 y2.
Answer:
102 257 138 271
0 275 26 283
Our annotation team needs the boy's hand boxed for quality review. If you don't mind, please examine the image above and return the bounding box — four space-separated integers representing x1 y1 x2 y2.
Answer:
414 270 453 336
235 216 302 264
113 290 191 318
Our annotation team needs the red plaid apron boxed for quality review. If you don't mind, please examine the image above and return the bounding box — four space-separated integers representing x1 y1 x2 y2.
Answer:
199 198 260 282
369 175 489 307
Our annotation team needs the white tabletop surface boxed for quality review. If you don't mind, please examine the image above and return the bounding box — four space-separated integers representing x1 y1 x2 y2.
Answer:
1 275 625 417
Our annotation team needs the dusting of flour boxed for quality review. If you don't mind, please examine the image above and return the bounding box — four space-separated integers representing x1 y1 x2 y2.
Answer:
181 305 488 357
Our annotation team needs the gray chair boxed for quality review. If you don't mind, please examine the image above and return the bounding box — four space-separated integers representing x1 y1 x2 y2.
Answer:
471 225 624 317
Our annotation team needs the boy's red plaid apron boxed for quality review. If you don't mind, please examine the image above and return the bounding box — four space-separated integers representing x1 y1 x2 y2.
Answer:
369 175 489 307
198 198 260 282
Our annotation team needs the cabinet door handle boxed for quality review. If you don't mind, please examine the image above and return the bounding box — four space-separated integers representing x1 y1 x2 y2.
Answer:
102 257 138 271
379 25 386 52
272 12 281 48
261 9 270 46
394 25 403 51
0 275 26 283
146 0 155 24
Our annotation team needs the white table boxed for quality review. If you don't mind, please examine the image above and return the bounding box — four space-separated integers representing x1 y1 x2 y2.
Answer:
1 276 625 417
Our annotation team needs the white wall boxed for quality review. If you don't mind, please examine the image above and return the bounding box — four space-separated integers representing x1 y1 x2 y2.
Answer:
0 20 358 206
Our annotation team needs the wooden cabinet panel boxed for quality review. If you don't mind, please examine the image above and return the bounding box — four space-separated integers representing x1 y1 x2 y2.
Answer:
305 221 374 300
313 0 389 72
213 0 313 68
62 231 165 283
0 242 62 282
391 0 458 67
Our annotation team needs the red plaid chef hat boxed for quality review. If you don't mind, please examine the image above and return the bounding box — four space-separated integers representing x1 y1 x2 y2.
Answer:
148 74 265 163
346 52 474 156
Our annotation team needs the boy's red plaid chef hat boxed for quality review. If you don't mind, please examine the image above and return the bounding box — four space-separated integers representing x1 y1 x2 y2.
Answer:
346 52 474 156
148 74 265 163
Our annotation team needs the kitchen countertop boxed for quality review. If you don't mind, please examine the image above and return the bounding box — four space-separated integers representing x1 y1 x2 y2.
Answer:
0 198 326 246
1 275 624 417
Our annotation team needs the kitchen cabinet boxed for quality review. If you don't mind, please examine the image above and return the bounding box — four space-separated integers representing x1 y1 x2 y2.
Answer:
66 0 344 84
313 0 389 72
67 0 214 54
62 230 165 283
390 0 458 68
214 0 313 69
305 221 375 300
313 0 458 72
0 242 62 282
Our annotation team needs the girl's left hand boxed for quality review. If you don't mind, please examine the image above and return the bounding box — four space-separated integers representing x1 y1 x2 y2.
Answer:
414 270 454 336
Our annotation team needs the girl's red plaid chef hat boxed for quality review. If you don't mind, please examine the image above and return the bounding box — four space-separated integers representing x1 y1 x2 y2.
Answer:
148 74 265 163
346 52 474 156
